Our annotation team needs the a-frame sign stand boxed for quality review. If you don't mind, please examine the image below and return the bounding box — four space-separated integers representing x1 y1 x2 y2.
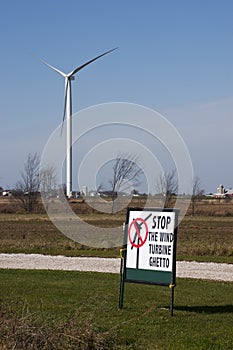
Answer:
118 207 179 316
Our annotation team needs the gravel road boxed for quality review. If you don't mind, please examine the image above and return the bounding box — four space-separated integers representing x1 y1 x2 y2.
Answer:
0 253 232 282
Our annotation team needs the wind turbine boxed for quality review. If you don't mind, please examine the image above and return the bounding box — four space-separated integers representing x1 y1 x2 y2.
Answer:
42 48 117 198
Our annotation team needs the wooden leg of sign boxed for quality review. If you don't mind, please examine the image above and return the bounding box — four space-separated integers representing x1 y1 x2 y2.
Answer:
170 286 174 316
118 257 125 309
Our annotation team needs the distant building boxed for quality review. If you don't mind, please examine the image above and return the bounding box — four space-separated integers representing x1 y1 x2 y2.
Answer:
82 185 88 196
2 190 12 196
89 190 99 197
217 184 224 195
225 188 233 198
212 184 233 198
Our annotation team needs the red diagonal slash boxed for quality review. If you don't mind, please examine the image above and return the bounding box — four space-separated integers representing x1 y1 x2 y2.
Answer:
128 217 149 248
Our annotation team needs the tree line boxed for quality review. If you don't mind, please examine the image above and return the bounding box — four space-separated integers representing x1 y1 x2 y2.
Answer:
5 152 204 214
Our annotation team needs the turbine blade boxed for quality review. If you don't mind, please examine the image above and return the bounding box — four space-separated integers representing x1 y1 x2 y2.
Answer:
68 47 118 77
40 58 67 77
61 79 69 135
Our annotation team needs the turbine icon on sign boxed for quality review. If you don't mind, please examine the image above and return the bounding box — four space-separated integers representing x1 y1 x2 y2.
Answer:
41 48 118 198
130 213 152 249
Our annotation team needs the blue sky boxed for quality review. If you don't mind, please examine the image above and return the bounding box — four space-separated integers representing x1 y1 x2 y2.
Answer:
1 0 233 193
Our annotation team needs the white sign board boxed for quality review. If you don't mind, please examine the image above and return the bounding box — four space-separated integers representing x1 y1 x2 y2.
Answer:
126 210 176 272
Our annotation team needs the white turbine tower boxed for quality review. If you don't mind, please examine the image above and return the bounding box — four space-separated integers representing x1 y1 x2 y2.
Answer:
42 48 117 198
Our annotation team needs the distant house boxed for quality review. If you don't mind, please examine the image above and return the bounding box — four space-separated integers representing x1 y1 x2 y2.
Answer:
89 190 99 197
225 188 233 198
2 190 12 196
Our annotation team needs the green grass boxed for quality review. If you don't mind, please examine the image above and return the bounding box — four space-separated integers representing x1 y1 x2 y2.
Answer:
0 269 233 349
0 205 232 348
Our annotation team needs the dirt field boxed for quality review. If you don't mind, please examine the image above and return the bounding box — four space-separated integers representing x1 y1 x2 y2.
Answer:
0 196 232 262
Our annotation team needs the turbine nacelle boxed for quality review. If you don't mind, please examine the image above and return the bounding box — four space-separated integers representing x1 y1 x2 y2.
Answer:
41 47 117 127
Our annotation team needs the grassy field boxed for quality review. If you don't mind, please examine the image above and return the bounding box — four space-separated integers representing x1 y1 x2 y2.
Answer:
0 269 232 349
0 212 232 263
0 198 232 349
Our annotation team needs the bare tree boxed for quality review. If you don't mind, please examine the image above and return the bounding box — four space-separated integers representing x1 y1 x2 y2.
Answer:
40 165 57 210
14 153 40 212
156 169 178 208
104 154 142 212
191 176 204 216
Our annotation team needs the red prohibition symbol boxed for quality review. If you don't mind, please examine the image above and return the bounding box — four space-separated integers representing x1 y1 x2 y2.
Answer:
128 218 149 248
